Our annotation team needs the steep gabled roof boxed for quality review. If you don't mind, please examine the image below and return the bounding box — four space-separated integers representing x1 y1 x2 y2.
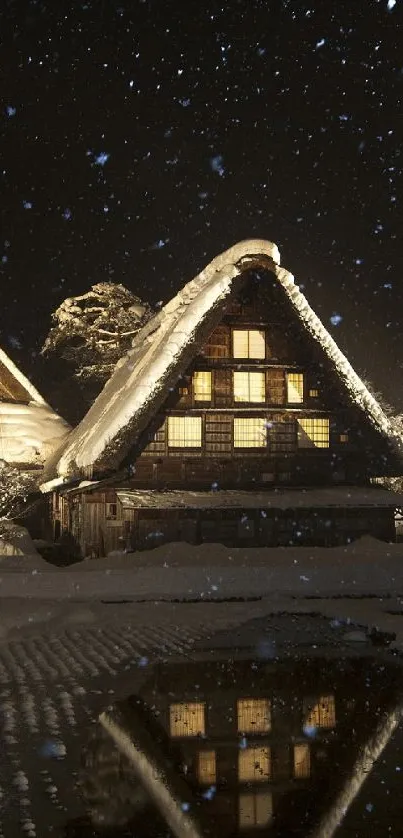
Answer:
45 239 403 482
0 347 70 466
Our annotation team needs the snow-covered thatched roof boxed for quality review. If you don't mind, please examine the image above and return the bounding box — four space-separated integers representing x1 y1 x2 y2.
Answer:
44 239 403 483
0 348 70 467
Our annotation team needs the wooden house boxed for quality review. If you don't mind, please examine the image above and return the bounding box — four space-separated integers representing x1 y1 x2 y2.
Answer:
41 239 403 555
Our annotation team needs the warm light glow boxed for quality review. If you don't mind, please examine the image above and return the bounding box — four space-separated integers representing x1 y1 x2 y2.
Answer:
237 699 271 734
193 371 212 401
297 417 330 448
309 388 319 398
287 372 304 403
197 750 216 784
233 372 265 402
238 746 271 782
239 791 273 829
233 330 266 359
294 743 311 778
169 702 205 737
167 416 202 447
304 695 336 729
340 433 349 443
233 417 267 448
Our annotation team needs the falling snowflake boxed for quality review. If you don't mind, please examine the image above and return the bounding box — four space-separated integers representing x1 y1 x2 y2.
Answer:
330 313 343 326
94 152 110 166
210 154 225 176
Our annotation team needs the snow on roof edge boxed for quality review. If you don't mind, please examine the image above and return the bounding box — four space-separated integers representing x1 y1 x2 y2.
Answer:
0 347 46 405
51 239 403 478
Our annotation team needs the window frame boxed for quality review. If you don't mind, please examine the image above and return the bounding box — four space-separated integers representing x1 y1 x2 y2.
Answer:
232 329 266 360
286 372 304 404
192 370 212 402
297 417 330 449
167 415 203 449
233 371 266 403
233 416 268 449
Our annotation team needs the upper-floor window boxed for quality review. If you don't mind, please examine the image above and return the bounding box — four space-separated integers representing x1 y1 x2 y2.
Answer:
297 417 329 448
169 702 205 737
193 371 212 401
197 750 216 785
237 698 271 734
234 417 267 448
167 416 202 448
287 372 304 403
233 372 265 403
233 329 266 359
238 746 272 783
303 695 336 729
293 744 311 779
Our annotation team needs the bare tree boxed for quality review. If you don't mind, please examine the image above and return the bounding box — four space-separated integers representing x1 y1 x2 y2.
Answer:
0 460 37 535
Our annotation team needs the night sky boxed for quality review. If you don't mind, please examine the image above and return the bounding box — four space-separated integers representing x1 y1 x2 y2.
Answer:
2 0 403 413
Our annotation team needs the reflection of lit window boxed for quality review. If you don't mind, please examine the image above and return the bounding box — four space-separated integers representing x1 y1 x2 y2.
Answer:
233 372 265 403
287 373 304 403
304 695 336 729
239 791 273 829
193 371 212 401
237 699 271 734
169 703 205 737
238 747 271 783
293 743 311 779
233 330 266 359
197 750 216 784
297 417 329 448
167 416 202 447
234 418 267 448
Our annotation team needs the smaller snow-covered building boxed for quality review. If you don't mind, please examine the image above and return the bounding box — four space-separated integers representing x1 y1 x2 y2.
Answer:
0 347 70 472
41 240 403 555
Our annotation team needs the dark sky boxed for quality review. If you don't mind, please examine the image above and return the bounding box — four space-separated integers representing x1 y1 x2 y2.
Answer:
1 0 403 412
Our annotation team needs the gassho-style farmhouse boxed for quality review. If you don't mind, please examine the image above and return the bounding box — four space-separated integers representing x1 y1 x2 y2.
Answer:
3 240 403 556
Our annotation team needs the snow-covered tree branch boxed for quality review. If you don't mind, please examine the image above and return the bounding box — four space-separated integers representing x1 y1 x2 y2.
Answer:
41 282 155 412
0 460 37 534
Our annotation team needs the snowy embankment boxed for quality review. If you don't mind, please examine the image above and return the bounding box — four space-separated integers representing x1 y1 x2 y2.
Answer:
0 536 402 600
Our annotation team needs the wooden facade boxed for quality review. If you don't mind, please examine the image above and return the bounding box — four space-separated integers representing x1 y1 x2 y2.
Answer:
52 271 401 556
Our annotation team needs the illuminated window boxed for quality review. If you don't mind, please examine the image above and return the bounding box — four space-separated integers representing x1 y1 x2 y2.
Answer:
297 417 329 448
293 743 311 779
238 746 271 783
309 388 319 398
197 750 216 784
234 418 267 448
233 330 266 359
105 502 117 520
237 699 271 734
340 433 349 443
169 702 205 737
239 791 273 829
167 416 202 447
303 695 336 729
193 371 212 401
233 372 265 403
287 373 304 403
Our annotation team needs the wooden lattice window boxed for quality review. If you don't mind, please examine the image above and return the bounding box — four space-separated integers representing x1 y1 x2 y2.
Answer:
237 699 271 734
309 388 319 398
193 371 212 401
197 750 216 784
303 695 336 729
167 416 202 448
297 417 329 448
233 372 265 403
169 702 206 737
238 746 271 783
293 743 311 779
239 791 273 829
287 372 304 403
233 329 266 359
234 417 267 448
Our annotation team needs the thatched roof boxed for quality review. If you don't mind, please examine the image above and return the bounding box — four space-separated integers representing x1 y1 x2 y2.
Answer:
42 239 403 485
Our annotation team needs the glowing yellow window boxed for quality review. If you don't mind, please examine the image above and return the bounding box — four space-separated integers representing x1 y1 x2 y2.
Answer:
340 433 349 443
239 791 273 829
233 330 266 359
234 417 267 448
169 702 205 737
197 750 216 784
297 417 329 448
238 746 271 783
237 699 271 734
167 416 202 447
309 388 319 398
287 373 304 403
193 371 212 401
233 372 265 403
293 743 311 779
303 695 336 729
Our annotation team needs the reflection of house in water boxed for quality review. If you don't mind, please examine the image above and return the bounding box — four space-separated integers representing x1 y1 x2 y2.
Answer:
137 658 350 833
